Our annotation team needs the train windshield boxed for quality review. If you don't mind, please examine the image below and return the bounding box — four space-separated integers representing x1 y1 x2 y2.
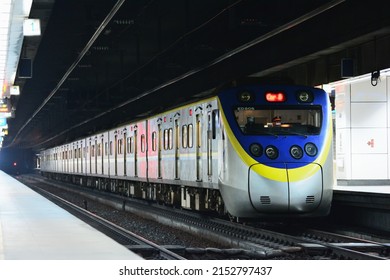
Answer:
234 106 322 135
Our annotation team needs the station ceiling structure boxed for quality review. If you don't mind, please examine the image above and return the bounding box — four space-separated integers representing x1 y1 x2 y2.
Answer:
2 0 390 153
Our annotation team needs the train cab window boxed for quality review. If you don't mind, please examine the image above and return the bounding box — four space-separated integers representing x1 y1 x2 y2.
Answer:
234 106 322 136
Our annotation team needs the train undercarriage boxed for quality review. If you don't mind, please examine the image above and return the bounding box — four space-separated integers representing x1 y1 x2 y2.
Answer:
41 172 226 215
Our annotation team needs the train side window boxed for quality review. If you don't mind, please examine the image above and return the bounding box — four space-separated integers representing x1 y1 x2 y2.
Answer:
104 142 108 156
212 109 219 139
126 137 131 154
130 136 134 153
109 141 113 155
118 139 123 155
197 118 201 148
163 129 168 150
91 145 95 157
182 125 187 149
152 131 157 151
97 144 101 157
168 128 173 150
141 134 146 153
188 124 193 148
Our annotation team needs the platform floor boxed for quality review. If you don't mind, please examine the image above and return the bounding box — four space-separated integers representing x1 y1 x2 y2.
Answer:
0 171 143 260
334 184 390 194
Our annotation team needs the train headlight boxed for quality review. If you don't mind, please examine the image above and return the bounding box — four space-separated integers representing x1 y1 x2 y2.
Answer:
265 145 279 160
238 91 254 102
249 143 263 157
290 145 303 159
296 90 314 103
304 142 318 157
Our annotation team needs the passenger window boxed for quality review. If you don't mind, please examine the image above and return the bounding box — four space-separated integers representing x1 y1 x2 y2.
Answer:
164 129 168 150
118 139 123 154
152 132 157 151
188 124 193 148
182 125 187 149
127 137 131 154
91 145 95 157
168 128 173 150
141 134 146 153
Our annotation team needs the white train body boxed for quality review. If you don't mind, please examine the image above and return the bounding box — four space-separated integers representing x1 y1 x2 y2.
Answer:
40 84 333 218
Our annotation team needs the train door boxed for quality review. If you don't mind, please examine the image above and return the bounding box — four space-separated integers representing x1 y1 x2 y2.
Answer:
80 142 84 174
94 138 98 174
65 147 68 173
76 144 79 174
101 137 104 175
207 111 212 177
114 133 118 176
123 131 127 176
89 139 92 174
74 146 77 173
175 119 179 179
55 148 58 172
73 145 76 173
134 127 138 176
158 123 162 178
196 114 202 181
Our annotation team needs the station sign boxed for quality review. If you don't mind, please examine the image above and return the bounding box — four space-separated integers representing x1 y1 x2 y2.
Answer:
23 19 41 36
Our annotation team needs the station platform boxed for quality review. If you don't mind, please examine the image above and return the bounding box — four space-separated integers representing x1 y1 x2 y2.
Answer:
334 182 390 194
0 170 143 260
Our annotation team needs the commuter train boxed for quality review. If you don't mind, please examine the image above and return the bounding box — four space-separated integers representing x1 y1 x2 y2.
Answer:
40 83 333 219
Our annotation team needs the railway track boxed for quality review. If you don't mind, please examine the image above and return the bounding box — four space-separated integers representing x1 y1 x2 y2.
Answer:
26 182 185 260
274 226 390 259
17 173 390 260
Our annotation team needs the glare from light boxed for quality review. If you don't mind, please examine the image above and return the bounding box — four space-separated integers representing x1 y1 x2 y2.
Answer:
0 0 34 97
0 0 12 97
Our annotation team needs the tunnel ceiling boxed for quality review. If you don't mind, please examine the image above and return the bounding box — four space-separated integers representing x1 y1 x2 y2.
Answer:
4 0 390 151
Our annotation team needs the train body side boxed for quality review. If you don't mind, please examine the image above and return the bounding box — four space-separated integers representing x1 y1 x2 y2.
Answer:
39 84 333 218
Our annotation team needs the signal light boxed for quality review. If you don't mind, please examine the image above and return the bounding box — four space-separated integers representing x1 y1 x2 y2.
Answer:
265 92 286 102
238 91 254 102
296 90 314 103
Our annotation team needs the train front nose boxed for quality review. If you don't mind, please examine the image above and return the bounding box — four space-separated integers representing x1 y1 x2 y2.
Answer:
248 163 323 213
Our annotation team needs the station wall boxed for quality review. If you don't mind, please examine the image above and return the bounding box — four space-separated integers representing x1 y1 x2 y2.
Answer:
335 75 390 181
